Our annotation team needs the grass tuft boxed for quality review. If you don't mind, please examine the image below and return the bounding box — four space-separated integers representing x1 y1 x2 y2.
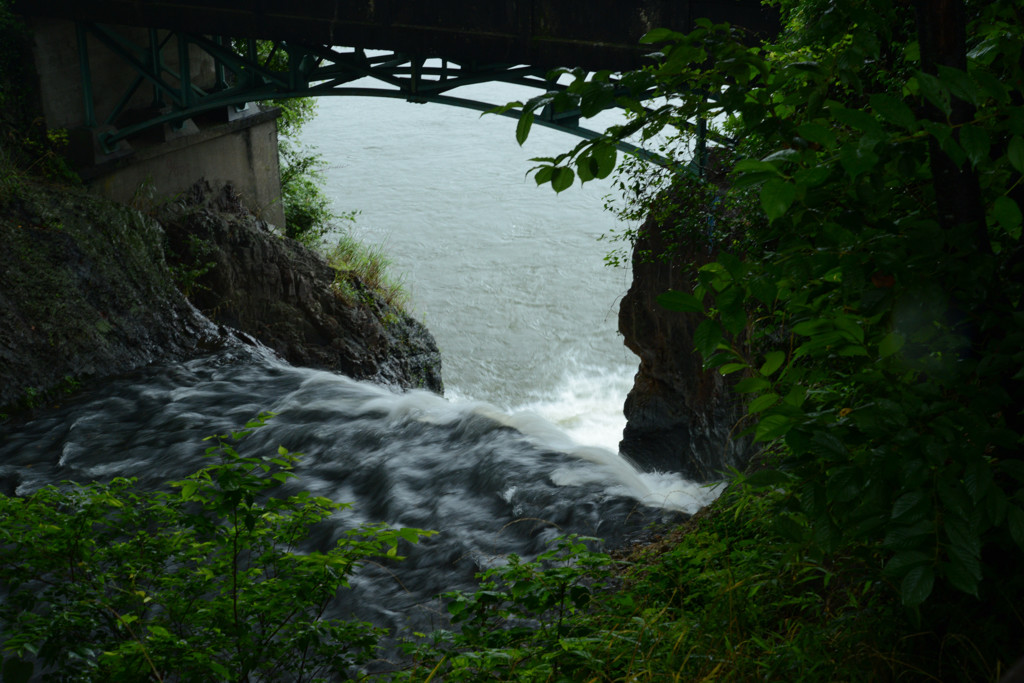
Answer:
325 229 409 312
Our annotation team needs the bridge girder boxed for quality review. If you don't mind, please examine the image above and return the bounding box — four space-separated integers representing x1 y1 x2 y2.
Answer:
75 23 698 169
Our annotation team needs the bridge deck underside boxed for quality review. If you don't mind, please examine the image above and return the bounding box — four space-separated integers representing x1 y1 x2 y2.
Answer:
31 0 778 71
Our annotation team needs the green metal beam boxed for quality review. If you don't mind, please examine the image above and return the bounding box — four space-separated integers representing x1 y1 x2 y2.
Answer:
77 22 719 170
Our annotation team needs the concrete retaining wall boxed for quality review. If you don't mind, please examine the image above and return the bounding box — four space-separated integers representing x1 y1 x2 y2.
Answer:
26 17 285 228
81 109 285 229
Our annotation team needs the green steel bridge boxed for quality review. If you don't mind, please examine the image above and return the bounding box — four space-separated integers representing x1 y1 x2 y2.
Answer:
20 0 778 165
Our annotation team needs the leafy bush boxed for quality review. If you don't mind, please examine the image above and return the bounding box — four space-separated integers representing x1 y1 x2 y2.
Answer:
400 486 1011 681
513 0 1024 612
485 0 1024 677
0 414 432 682
279 139 339 247
233 39 337 248
396 536 627 682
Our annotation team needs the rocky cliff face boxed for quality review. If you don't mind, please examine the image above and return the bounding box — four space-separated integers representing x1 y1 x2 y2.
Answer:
160 182 443 393
0 179 442 415
618 209 753 482
0 183 229 412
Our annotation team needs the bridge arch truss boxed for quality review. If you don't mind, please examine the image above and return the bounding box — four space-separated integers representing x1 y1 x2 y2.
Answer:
76 23 706 170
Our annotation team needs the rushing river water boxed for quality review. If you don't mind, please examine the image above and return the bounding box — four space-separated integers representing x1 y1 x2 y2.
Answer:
1 83 720 636
0 346 718 634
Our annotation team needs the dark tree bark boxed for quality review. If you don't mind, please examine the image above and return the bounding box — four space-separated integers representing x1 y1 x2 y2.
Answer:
915 0 990 252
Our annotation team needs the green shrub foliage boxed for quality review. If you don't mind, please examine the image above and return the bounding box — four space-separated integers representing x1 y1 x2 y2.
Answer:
512 0 1024 610
0 414 432 682
398 502 930 682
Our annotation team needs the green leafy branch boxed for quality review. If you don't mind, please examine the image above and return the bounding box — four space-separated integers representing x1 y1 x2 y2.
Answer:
0 413 434 681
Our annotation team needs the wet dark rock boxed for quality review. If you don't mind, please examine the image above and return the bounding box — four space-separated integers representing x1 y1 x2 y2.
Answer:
617 209 753 481
0 178 443 416
0 183 230 412
159 181 443 393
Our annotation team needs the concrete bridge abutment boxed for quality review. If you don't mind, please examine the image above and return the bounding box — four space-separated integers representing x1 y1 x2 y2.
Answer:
26 17 285 227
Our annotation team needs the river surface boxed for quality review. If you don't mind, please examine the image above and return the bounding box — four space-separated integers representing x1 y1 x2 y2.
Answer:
0 83 720 636
301 83 637 447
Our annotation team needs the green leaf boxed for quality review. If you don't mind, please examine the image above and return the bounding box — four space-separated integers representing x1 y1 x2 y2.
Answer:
972 68 1010 104
891 490 927 521
760 178 796 220
720 363 749 375
754 414 794 441
839 144 880 180
719 305 747 336
717 252 747 280
516 110 534 145
947 541 982 582
901 564 935 606
937 65 980 106
759 351 786 377
551 166 575 193
640 27 685 44
827 466 864 503
772 515 806 541
783 384 807 407
786 60 824 75
1008 136 1024 173
735 376 771 393
934 478 967 521
884 550 931 577
593 144 617 179
693 319 723 358
870 93 917 130
179 481 199 500
744 468 791 488
992 196 1023 235
943 558 980 597
792 319 832 336
959 124 990 167
965 458 994 503
656 290 704 313
534 165 553 186
734 158 782 175
576 153 595 182
749 276 778 305
939 133 967 168
884 519 933 550
795 165 832 187
916 71 951 115
829 104 885 140
731 170 778 190
878 332 905 358
796 121 837 148
748 393 780 413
